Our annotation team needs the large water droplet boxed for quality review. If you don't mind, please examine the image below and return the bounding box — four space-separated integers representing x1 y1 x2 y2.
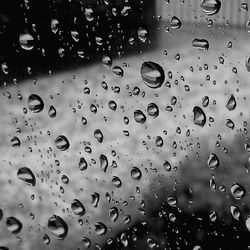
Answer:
71 199 85 216
28 94 44 113
200 0 221 16
207 153 219 170
141 61 165 89
17 167 36 186
19 33 35 50
95 222 107 236
170 16 182 29
231 183 245 200
100 154 108 172
147 103 159 118
226 94 236 111
193 106 206 127
131 167 142 181
109 207 119 222
6 217 22 234
134 110 146 124
55 135 70 151
192 39 209 51
48 215 68 240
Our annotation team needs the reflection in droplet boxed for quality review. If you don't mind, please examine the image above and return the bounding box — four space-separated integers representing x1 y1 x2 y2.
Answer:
17 167 36 186
6 217 22 234
141 61 165 89
95 222 107 236
48 215 68 240
147 103 159 118
193 106 206 127
131 167 142 181
246 216 250 232
170 16 182 29
192 39 209 51
19 33 35 50
28 94 44 113
55 135 70 151
231 183 246 200
200 0 221 16
207 153 219 170
226 94 236 111
134 110 146 124
71 199 85 216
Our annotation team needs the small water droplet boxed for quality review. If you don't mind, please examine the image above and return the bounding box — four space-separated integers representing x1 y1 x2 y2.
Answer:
134 110 146 124
6 217 22 234
108 100 117 111
91 192 100 207
17 167 36 186
94 129 103 143
19 33 35 50
193 106 206 127
192 39 209 51
207 153 219 170
48 106 57 118
48 215 68 240
28 94 44 113
155 136 164 147
109 207 119 222
43 234 50 245
147 103 159 118
112 176 122 188
95 222 107 236
231 183 245 200
112 66 124 77
131 167 142 181
170 16 182 29
55 135 70 151
82 237 91 248
226 94 236 111
226 119 235 130
102 55 112 68
71 199 85 216
141 61 165 89
230 205 241 220
51 19 59 34
10 136 21 147
138 27 148 42
100 154 108 172
202 96 209 107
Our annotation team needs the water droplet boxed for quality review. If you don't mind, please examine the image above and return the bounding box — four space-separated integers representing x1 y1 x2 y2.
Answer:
231 183 245 200
79 157 88 171
147 103 159 118
170 16 182 29
134 110 146 124
95 222 107 236
51 19 59 34
71 30 79 42
55 135 70 151
112 66 123 78
147 237 157 249
94 129 103 143
226 94 236 111
109 207 119 222
155 136 164 147
202 96 209 107
81 117 87 126
163 161 171 171
82 237 91 248
17 167 36 186
207 153 219 170
226 119 235 130
131 167 142 181
246 216 250 232
100 154 108 172
61 175 69 184
193 106 206 127
85 8 94 21
6 217 22 234
141 61 165 89
209 211 217 222
192 39 209 51
200 0 221 16
91 192 100 207
102 55 112 68
48 215 68 240
19 33 35 50
43 234 50 245
48 106 57 118
28 94 44 113
246 55 250 71
112 176 122 188
167 196 177 207
10 136 21 147
138 27 148 42
230 205 241 220
241 3 248 11
71 199 85 216
108 100 117 111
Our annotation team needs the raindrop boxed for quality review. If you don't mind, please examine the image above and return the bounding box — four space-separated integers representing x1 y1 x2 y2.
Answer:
19 32 35 50
51 19 59 34
71 199 85 216
102 55 112 68
141 61 165 89
28 94 44 113
48 106 57 118
17 167 36 186
82 237 91 248
43 234 50 245
112 176 122 188
95 222 107 236
167 196 177 207
147 103 159 118
209 211 217 222
94 129 103 143
71 30 79 42
246 216 250 232
55 135 70 151
230 205 241 220
10 136 21 147
6 217 22 234
85 8 94 21
155 136 164 147
108 100 117 111
61 175 69 184
163 161 171 171
226 119 235 130
91 192 100 207
170 16 182 29
192 39 209 51
109 207 119 222
81 117 87 126
79 157 88 171
193 106 206 127
226 94 236 111
241 3 248 11
48 215 68 240
100 154 108 172
131 167 142 181
138 27 148 42
207 153 219 170
231 183 245 200
112 66 124 78
134 110 146 124
202 96 209 107
200 0 221 16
